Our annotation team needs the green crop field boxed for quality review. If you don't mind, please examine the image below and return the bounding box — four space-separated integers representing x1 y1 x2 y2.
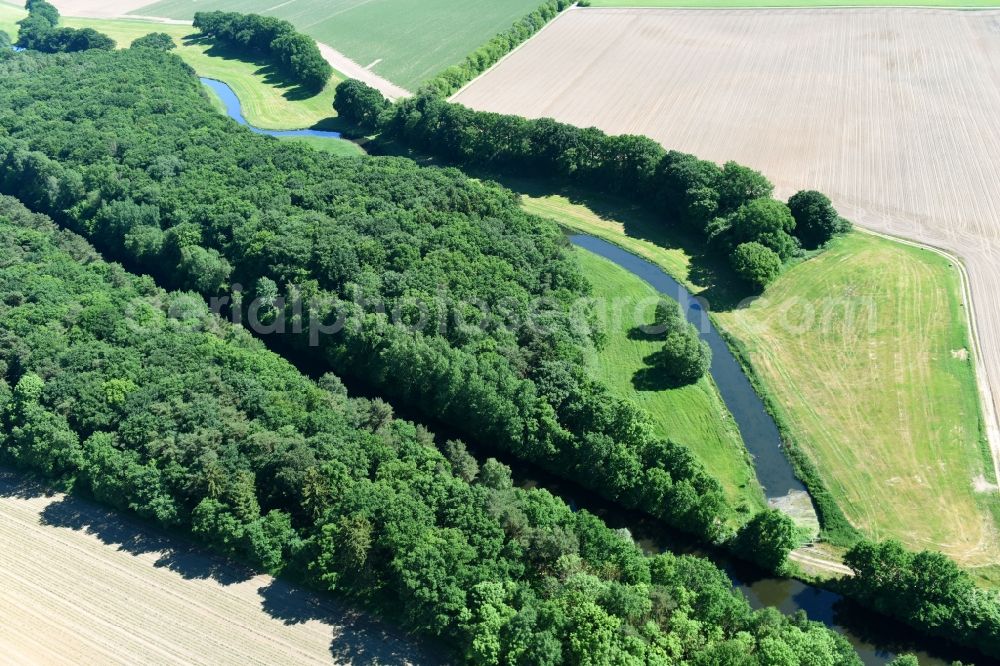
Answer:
527 190 1000 571
587 1 1000 7
130 0 545 90
572 246 765 516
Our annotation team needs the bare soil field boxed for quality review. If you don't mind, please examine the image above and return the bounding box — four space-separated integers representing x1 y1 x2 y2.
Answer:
454 5 1000 491
0 469 431 665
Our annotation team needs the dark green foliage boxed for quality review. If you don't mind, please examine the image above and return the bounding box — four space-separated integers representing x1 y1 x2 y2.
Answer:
717 161 775 214
334 79 390 132
731 509 796 572
788 190 851 249
727 198 799 260
0 195 861 664
16 0 114 52
731 242 782 291
334 89 850 290
420 0 574 97
843 539 1000 659
193 11 332 92
651 300 711 386
0 47 729 542
131 32 176 51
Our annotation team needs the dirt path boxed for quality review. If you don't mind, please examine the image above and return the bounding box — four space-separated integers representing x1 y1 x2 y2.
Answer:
0 470 432 665
315 42 411 101
789 547 854 578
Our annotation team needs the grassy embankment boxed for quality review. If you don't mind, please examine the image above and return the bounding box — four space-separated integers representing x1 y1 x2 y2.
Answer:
587 0 1000 7
524 190 1000 584
131 0 548 91
0 5 363 155
573 248 766 516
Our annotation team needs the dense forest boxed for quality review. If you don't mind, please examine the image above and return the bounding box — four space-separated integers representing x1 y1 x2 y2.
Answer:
335 84 851 290
15 0 115 53
0 194 862 664
193 11 332 92
0 48 735 545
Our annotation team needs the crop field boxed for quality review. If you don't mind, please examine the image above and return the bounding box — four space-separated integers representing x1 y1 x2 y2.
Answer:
122 0 545 90
454 5 1000 509
590 0 1000 7
0 470 428 665
526 188 1000 568
572 246 765 515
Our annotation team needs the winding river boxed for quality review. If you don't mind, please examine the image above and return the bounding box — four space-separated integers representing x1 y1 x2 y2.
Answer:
206 77 964 665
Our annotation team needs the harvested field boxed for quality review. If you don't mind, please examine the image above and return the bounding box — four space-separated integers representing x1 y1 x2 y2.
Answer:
0 469 431 665
454 5 1000 493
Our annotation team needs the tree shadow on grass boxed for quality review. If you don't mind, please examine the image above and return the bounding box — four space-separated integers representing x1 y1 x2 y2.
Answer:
356 147 756 313
632 351 693 392
183 35 326 105
258 581 445 664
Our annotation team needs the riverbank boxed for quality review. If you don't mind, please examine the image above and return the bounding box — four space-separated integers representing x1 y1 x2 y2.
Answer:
520 186 1000 580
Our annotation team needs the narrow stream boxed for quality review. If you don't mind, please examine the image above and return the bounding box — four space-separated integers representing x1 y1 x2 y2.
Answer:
205 76 968 666
568 234 804 500
200 77 345 139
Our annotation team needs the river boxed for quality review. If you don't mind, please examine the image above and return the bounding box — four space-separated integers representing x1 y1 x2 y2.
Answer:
204 76 969 666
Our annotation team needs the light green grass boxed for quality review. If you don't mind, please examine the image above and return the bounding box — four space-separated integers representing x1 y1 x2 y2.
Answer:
588 0 1000 7
130 0 546 90
57 17 343 131
0 2 21 40
525 191 1000 569
274 135 365 156
574 247 765 516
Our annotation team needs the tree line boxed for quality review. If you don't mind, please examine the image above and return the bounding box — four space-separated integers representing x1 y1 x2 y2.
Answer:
335 85 852 291
0 193 862 664
330 81 1000 661
419 0 576 97
842 540 1000 659
0 47 736 546
15 0 115 53
193 11 333 93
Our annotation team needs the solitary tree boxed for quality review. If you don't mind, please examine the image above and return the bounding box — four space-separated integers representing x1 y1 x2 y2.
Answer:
651 300 711 386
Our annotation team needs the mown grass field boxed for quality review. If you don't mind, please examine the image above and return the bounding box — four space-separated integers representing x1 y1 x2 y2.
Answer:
525 191 1000 570
129 0 545 90
0 7 363 153
588 0 1000 6
60 17 343 130
573 247 765 516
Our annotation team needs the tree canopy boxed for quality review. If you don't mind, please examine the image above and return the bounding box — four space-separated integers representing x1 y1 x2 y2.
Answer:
0 193 862 664
0 47 730 542
193 11 332 92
